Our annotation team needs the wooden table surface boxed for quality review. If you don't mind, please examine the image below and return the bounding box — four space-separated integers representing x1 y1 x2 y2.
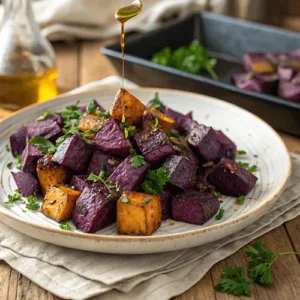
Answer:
1 40 300 300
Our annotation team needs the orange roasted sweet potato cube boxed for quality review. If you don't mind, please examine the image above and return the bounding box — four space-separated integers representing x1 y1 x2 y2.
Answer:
78 114 106 139
111 88 145 125
36 154 69 195
117 192 162 235
145 107 176 133
42 184 81 222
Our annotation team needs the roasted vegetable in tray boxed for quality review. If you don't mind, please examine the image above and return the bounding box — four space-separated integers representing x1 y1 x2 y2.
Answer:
232 50 300 103
6 89 258 236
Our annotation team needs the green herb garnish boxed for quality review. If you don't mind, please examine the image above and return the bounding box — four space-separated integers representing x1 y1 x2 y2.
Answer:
167 129 180 138
238 161 249 168
236 195 245 204
238 150 247 155
59 221 72 231
4 189 22 208
215 191 223 199
148 92 165 110
129 149 146 169
214 267 251 296
86 99 98 114
248 165 258 173
121 196 130 204
15 155 22 170
142 168 170 195
5 144 10 152
215 208 225 220
142 197 152 205
120 116 136 139
37 110 55 121
26 195 40 210
7 162 13 169
151 41 218 80
95 109 111 118
29 136 57 154
198 184 205 191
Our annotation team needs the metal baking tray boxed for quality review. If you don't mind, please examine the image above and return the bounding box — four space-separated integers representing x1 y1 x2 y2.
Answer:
101 12 300 135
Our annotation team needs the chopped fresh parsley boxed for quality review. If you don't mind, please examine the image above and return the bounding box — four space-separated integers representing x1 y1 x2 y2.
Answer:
142 197 152 205
86 99 98 114
15 155 22 170
237 150 247 155
37 110 55 121
59 221 72 231
215 191 223 199
29 136 57 154
121 196 130 204
151 41 218 80
167 129 180 138
95 109 111 118
148 92 165 110
214 267 251 296
120 116 136 139
215 208 225 220
7 162 13 169
248 165 258 173
26 195 40 210
129 149 146 169
198 184 205 191
4 189 22 208
5 144 10 152
236 195 245 204
142 168 170 195
238 161 249 168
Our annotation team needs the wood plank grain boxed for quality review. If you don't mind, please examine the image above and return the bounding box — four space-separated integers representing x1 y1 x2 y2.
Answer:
174 272 216 300
79 40 118 85
211 226 300 300
280 133 300 154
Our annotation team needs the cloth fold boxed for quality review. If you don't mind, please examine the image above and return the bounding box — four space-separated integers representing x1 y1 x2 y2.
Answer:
0 76 300 300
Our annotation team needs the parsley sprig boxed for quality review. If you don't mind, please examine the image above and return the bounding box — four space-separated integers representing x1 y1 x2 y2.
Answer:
215 208 225 220
120 115 136 139
4 189 22 208
148 92 165 110
238 161 258 173
129 149 146 168
214 241 300 296
59 221 72 231
29 136 57 154
142 168 170 195
26 195 40 210
37 110 55 121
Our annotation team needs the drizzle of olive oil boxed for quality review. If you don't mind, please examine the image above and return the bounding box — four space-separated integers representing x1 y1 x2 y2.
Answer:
0 67 58 109
115 0 143 89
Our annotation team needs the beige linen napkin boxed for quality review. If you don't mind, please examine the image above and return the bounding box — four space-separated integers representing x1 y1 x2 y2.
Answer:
0 77 300 300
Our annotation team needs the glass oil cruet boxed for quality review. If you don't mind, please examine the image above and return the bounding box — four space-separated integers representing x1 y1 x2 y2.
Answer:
0 0 58 110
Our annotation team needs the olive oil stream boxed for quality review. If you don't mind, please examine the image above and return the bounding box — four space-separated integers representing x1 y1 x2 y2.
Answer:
115 0 143 89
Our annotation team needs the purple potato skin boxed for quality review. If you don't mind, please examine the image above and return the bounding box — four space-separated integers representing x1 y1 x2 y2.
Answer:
278 81 300 103
187 125 221 162
9 126 26 157
163 108 193 123
177 118 198 136
47 114 64 127
208 158 258 196
79 100 105 114
73 185 116 233
70 175 89 192
175 142 200 165
161 155 197 190
215 130 237 160
278 67 295 82
12 171 40 197
195 167 215 189
93 118 131 158
108 156 150 191
160 188 172 220
135 129 174 163
52 135 92 173
21 144 43 174
25 118 62 140
87 150 122 177
172 190 220 225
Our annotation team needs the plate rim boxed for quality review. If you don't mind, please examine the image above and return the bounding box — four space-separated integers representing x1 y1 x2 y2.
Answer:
0 87 292 242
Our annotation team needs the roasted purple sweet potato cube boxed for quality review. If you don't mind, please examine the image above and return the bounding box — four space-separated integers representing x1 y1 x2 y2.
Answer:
52 135 92 173
172 190 220 225
80 100 105 114
12 171 40 197
208 158 258 196
278 81 300 103
161 155 197 190
162 108 183 122
160 188 172 220
87 150 122 177
278 67 295 82
135 129 174 163
73 185 116 233
195 167 215 190
9 126 26 157
93 118 131 157
215 130 237 160
71 175 89 192
177 118 198 136
47 114 64 127
21 144 43 174
25 118 62 140
187 125 221 162
108 156 150 191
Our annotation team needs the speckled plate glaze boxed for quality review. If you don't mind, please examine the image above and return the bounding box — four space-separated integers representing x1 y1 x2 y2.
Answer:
0 88 291 254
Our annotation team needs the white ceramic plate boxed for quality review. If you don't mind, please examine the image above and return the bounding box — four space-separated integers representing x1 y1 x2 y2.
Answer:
0 88 291 254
